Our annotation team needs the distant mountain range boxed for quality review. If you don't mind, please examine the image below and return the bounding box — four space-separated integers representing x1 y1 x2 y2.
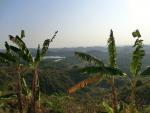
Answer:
2 45 145 57
1 46 150 75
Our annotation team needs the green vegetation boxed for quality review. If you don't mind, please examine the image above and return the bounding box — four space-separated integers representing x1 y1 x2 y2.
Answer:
0 30 150 113
69 30 126 113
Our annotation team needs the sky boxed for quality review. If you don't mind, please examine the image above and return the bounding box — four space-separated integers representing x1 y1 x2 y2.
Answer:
0 0 150 49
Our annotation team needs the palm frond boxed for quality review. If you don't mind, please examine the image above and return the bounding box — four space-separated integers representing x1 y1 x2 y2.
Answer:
40 30 58 57
68 75 101 94
130 30 145 76
107 29 117 68
75 52 104 66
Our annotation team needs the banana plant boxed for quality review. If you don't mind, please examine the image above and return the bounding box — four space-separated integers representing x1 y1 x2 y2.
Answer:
0 30 30 113
29 30 58 113
107 30 118 113
8 30 58 113
130 29 145 105
68 30 126 113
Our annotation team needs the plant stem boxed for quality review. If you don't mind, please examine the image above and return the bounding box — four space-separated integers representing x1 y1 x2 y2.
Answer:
111 76 117 113
31 64 40 113
131 77 136 105
17 65 23 113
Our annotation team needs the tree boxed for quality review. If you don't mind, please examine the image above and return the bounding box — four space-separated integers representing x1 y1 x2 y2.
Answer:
68 30 126 113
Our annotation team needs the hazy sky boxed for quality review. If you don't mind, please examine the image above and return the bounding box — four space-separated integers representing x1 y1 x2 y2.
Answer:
0 0 150 48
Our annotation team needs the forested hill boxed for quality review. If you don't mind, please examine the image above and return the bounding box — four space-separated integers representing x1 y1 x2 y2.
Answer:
1 45 150 74
29 45 150 74
27 45 150 57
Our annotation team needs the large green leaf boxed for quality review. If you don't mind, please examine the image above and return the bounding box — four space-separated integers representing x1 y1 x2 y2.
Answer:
81 66 126 77
40 30 58 58
9 45 32 63
4 42 17 60
107 29 117 68
75 52 104 66
0 52 16 63
9 35 33 63
130 30 145 76
0 57 9 63
9 35 26 49
5 42 10 53
132 29 141 38
34 44 41 64
80 66 100 74
40 39 50 57
9 45 21 54
133 39 143 47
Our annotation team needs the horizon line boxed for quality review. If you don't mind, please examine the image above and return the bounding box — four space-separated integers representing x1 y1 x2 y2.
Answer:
1 44 150 50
